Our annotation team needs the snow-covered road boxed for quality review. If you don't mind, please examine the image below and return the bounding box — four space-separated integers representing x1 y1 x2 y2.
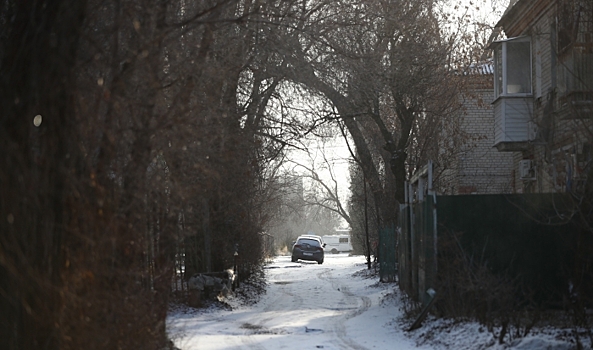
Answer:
168 254 424 350
167 255 589 350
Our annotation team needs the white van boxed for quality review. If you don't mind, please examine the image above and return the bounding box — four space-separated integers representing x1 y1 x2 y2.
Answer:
322 234 353 254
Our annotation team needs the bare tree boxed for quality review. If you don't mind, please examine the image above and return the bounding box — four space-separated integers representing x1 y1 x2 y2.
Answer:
0 0 306 348
252 0 465 236
286 141 351 225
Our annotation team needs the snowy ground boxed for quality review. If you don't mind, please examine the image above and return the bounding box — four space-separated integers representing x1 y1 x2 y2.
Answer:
167 255 590 350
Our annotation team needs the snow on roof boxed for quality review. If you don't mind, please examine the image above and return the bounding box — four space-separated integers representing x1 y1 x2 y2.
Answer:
456 59 494 76
467 61 494 75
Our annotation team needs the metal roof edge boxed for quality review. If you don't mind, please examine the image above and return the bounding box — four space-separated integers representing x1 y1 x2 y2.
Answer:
487 35 530 49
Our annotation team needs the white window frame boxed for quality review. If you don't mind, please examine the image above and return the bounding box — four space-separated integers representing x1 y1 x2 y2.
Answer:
493 36 533 99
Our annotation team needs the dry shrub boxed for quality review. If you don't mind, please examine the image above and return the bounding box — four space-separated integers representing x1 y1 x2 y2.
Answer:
51 179 176 350
435 228 541 343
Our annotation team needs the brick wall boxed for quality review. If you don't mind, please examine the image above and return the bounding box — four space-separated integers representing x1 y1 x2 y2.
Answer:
438 76 515 195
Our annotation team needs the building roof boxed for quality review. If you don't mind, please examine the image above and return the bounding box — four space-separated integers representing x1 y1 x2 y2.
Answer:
495 0 552 36
467 61 494 75
496 0 525 29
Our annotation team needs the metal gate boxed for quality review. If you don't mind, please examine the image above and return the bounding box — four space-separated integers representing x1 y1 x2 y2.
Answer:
398 161 438 304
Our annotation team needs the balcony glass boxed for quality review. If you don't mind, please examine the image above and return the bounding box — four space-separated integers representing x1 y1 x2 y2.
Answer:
493 37 532 98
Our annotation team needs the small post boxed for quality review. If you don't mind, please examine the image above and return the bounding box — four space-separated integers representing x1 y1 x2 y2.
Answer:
407 289 437 331
233 243 239 290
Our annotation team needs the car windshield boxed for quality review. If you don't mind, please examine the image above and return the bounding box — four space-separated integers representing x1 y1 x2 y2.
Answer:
297 238 320 247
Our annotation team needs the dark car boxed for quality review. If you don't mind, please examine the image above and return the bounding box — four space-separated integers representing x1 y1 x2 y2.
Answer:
291 236 325 264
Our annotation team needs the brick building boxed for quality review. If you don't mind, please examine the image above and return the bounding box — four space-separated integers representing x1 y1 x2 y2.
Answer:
491 0 593 194
437 66 515 195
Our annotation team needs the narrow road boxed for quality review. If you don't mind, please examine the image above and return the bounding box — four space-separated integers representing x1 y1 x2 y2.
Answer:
168 255 585 350
168 255 421 350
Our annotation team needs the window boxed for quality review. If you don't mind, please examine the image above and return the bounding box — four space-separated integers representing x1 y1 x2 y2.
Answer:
339 237 348 243
491 37 535 150
298 238 320 247
557 0 593 53
493 37 532 98
555 0 593 117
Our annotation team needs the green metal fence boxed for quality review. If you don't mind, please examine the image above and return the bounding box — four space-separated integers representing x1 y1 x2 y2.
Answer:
379 225 397 282
398 193 578 305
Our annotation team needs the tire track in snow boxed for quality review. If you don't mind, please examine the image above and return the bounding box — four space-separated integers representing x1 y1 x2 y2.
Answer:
240 267 303 349
317 269 371 350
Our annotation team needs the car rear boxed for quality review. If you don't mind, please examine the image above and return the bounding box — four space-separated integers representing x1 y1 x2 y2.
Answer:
291 237 324 264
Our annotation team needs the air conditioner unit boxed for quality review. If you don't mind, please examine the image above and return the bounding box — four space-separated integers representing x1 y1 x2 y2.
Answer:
528 121 538 141
519 159 535 180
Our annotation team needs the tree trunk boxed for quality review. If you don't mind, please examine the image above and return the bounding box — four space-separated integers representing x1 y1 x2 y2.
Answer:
0 1 87 349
